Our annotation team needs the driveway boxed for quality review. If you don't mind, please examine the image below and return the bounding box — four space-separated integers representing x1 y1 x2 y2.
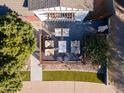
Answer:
18 81 115 93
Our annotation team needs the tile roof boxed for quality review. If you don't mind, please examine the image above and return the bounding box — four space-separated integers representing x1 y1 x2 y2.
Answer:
28 0 93 10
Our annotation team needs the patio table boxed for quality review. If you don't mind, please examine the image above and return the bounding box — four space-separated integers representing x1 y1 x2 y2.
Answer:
58 41 66 53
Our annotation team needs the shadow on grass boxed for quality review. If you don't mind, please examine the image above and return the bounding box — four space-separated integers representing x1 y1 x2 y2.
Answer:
97 73 104 83
97 66 106 84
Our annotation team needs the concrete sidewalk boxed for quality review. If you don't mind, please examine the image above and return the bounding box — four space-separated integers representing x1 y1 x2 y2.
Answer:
30 55 42 81
18 81 116 93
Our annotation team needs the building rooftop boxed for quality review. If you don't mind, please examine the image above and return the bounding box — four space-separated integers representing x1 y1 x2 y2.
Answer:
28 0 93 10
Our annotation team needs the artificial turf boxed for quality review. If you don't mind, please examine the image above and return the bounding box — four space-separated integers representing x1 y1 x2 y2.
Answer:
43 71 104 83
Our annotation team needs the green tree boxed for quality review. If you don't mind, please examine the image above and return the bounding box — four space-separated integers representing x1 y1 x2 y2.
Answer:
0 12 36 93
85 34 108 66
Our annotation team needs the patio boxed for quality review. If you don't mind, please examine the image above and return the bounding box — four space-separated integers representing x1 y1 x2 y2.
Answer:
41 19 109 62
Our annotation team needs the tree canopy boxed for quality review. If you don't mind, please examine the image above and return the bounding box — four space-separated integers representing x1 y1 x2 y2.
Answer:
85 34 109 66
0 12 36 93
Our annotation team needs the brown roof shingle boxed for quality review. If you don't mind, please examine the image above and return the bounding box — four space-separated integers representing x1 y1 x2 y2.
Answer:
28 0 93 10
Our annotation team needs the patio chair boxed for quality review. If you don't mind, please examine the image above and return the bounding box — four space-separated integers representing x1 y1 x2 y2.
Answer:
71 40 80 54
45 49 54 56
45 40 54 48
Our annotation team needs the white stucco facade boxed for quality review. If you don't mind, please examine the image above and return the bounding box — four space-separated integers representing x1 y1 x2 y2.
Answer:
33 6 89 21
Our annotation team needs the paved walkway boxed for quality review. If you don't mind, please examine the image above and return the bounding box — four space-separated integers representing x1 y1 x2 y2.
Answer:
30 55 42 81
18 81 116 93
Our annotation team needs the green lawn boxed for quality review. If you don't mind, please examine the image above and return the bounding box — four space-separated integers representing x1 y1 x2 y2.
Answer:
21 71 30 81
43 71 104 83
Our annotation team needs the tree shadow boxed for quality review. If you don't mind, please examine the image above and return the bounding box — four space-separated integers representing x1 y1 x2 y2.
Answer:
0 5 12 15
32 51 40 61
97 73 105 83
97 65 106 84
23 0 28 7
84 0 115 21
32 30 40 61
115 0 124 8
109 12 124 92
